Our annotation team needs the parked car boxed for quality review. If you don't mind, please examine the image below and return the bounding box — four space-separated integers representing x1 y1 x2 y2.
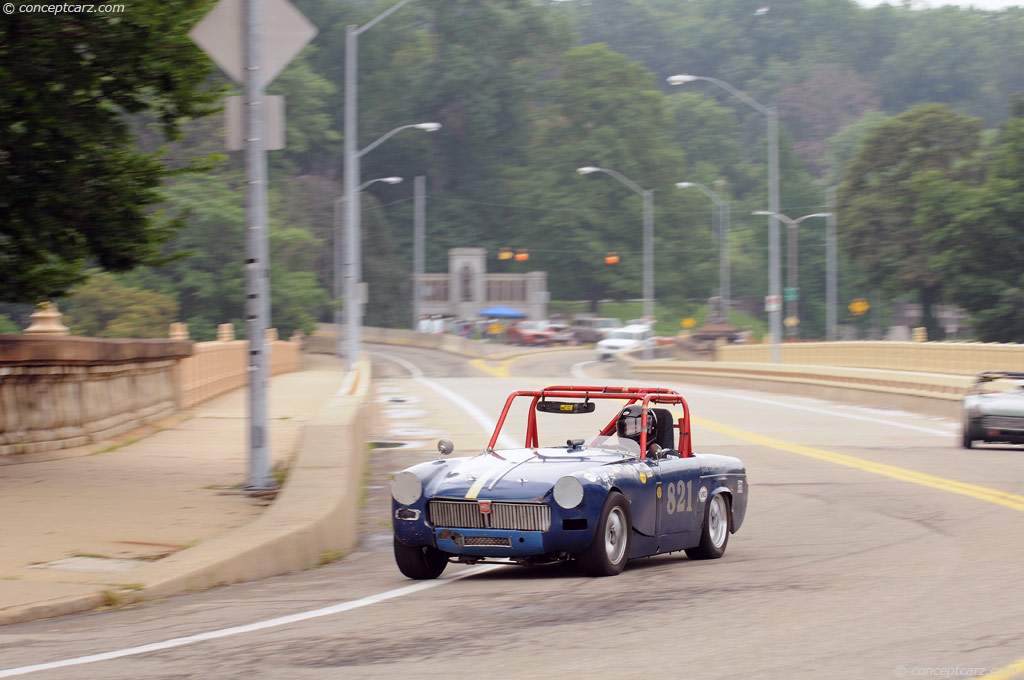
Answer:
596 324 655 360
570 316 623 344
391 384 748 578
961 371 1024 448
545 322 575 345
506 320 555 345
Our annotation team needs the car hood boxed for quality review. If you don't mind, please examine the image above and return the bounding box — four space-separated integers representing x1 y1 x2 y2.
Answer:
972 392 1024 416
425 447 633 501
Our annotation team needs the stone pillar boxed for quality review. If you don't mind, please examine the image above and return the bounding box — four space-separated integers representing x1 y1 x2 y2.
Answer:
24 302 69 335
217 323 235 342
912 327 928 342
265 328 278 343
447 247 487 320
169 322 190 340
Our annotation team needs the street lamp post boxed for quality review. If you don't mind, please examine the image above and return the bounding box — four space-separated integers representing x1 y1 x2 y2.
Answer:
668 74 780 361
577 166 654 359
752 211 832 340
343 0 432 370
676 181 730 323
333 176 402 357
342 119 439 370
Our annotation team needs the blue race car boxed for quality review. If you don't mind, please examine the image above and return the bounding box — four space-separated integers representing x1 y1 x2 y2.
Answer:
391 385 748 578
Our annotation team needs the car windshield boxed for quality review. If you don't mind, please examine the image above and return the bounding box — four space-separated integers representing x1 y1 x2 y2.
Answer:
598 319 622 328
588 434 641 457
606 330 639 340
518 322 542 330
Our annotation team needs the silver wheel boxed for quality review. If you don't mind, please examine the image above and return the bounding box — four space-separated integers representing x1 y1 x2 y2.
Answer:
707 495 728 549
603 505 628 565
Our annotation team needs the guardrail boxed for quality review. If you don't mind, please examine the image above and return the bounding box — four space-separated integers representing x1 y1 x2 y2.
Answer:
718 340 1024 376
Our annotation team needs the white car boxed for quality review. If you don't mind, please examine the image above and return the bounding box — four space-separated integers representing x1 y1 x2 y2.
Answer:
596 324 655 360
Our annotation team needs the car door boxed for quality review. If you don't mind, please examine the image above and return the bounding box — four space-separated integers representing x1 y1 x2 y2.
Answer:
656 455 701 538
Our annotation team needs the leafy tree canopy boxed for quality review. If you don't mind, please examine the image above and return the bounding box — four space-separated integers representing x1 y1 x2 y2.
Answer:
0 2 222 304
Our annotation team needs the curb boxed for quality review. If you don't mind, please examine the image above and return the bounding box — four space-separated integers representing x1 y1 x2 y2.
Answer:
0 359 373 626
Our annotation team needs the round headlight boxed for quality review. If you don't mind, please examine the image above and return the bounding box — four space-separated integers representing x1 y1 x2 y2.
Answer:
392 471 423 505
553 475 584 509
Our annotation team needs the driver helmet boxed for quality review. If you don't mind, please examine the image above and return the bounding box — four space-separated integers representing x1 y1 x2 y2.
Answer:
616 405 656 444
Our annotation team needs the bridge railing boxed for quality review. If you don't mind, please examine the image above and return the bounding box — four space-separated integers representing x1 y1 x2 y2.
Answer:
1 312 302 457
717 341 1024 376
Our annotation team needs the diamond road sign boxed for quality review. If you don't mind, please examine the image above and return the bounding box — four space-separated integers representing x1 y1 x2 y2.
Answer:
189 0 317 89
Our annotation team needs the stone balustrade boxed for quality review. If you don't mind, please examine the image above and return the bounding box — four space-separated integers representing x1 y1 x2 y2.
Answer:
1 304 304 457
0 334 193 455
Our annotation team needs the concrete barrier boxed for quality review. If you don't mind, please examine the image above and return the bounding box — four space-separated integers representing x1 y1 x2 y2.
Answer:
107 358 373 601
615 353 971 418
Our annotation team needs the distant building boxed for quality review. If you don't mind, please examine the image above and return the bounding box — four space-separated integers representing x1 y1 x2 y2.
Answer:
418 248 549 320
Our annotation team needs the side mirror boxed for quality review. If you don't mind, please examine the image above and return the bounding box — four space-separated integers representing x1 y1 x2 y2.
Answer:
647 442 663 460
437 439 454 458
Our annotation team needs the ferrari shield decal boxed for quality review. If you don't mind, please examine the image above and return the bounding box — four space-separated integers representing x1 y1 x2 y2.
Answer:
639 471 647 484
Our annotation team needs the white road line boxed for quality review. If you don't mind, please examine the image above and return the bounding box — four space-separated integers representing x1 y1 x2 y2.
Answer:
571 361 953 437
372 351 520 449
0 567 499 678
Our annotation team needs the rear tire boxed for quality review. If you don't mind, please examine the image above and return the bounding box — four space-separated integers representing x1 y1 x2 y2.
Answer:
686 493 730 560
577 492 631 576
394 537 448 579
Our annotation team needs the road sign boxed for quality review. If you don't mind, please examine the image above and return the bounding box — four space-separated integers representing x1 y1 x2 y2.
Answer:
784 316 800 328
764 295 782 313
225 95 285 150
189 0 317 89
848 298 870 316
681 317 696 329
783 286 800 302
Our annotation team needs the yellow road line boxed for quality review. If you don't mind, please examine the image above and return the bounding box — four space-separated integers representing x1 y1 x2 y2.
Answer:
475 371 1024 513
977 657 1024 679
470 347 584 379
688 414 1024 512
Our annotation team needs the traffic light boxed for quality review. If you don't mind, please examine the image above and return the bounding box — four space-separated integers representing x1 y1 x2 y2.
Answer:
604 251 619 264
515 249 529 262
498 247 513 261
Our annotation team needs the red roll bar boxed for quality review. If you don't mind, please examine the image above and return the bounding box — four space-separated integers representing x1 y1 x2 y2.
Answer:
487 385 693 459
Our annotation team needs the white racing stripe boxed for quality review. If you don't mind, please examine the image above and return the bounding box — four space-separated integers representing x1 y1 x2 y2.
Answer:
0 567 499 678
373 351 520 449
570 361 953 437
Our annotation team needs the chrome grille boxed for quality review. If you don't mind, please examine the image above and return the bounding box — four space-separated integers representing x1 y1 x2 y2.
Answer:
491 502 551 531
428 500 551 531
982 416 1024 431
464 536 510 547
428 500 485 528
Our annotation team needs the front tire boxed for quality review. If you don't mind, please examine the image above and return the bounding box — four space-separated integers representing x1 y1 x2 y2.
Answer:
686 493 730 560
577 492 631 576
962 419 974 449
394 537 448 579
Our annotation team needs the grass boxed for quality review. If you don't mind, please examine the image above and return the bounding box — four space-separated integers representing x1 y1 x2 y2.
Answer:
318 550 343 567
89 437 140 456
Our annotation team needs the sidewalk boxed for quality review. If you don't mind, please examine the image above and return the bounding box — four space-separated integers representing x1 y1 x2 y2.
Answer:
0 353 349 625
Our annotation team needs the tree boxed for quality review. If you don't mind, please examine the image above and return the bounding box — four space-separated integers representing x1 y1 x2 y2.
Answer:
503 44 712 309
923 100 1024 341
838 104 981 337
62 271 179 339
0 2 222 304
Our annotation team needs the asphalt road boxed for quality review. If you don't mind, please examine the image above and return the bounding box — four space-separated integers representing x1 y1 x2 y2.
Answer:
2 345 1023 680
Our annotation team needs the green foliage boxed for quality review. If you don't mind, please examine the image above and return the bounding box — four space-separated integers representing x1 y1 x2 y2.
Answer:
0 1 223 304
62 271 178 339
837 104 981 337
0 315 21 334
923 102 1024 341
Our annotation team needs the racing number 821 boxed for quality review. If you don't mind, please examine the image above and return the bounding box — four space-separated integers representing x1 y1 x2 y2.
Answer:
665 480 693 515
